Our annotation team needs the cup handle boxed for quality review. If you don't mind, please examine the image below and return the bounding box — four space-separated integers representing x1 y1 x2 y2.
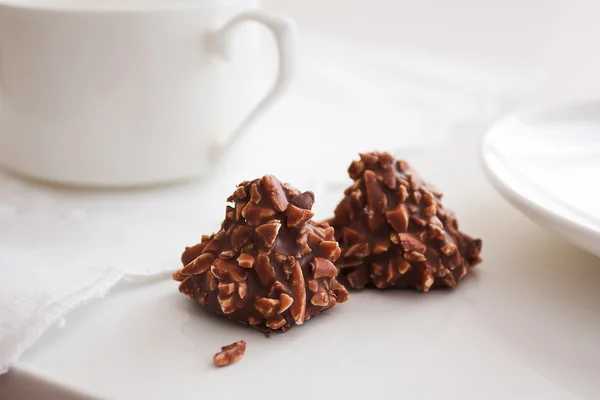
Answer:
211 11 297 153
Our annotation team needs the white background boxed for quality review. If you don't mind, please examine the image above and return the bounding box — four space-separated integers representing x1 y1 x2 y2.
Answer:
265 0 600 102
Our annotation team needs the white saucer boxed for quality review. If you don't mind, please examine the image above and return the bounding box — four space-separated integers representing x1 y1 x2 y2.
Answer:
482 99 600 258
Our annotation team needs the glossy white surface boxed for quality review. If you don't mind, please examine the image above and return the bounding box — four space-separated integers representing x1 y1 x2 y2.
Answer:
482 100 600 258
4 132 600 400
0 1 295 186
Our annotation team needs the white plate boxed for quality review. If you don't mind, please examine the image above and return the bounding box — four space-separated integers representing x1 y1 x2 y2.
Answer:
7 129 600 400
482 99 600 258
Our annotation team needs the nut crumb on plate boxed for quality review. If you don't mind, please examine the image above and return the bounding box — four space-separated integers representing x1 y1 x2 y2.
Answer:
214 340 246 367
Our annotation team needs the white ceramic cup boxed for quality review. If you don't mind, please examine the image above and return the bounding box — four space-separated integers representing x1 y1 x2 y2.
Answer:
0 0 296 187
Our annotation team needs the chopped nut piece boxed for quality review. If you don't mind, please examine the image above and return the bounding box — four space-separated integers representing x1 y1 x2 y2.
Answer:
404 251 426 263
254 297 280 317
218 282 236 296
269 280 291 296
344 243 371 258
398 185 409 202
237 281 248 299
212 259 248 282
286 204 315 228
282 183 300 196
231 226 253 251
207 271 218 291
290 262 307 325
220 250 235 259
396 259 411 275
255 220 282 248
441 243 457 255
318 241 341 261
266 316 287 330
310 289 329 307
424 204 436 217
311 257 338 279
241 202 277 226
364 170 387 232
255 254 276 286
397 159 410 172
234 186 247 200
261 175 289 212
182 240 210 266
410 216 427 228
428 225 446 241
330 279 349 303
386 204 409 233
180 253 214 276
249 183 262 204
214 341 246 368
413 191 422 204
360 152 379 165
397 233 427 253
380 165 396 189
279 293 294 313
420 270 435 292
348 160 365 179
422 191 435 206
429 215 444 228
218 295 236 314
237 253 255 269
172 269 186 282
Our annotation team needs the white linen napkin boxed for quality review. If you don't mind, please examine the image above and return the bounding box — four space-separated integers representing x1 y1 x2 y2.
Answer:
0 33 545 374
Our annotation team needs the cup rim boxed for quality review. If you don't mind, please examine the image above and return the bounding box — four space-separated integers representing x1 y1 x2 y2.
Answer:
0 0 258 12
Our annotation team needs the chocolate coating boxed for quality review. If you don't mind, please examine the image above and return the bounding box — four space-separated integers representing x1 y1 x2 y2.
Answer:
174 175 349 332
329 152 482 291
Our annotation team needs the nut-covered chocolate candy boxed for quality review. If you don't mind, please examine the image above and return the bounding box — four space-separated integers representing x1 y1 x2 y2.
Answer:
174 175 349 332
329 152 482 292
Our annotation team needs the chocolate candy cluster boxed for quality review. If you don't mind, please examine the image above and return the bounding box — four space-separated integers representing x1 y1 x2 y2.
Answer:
174 175 349 332
329 152 482 291
175 153 483 335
